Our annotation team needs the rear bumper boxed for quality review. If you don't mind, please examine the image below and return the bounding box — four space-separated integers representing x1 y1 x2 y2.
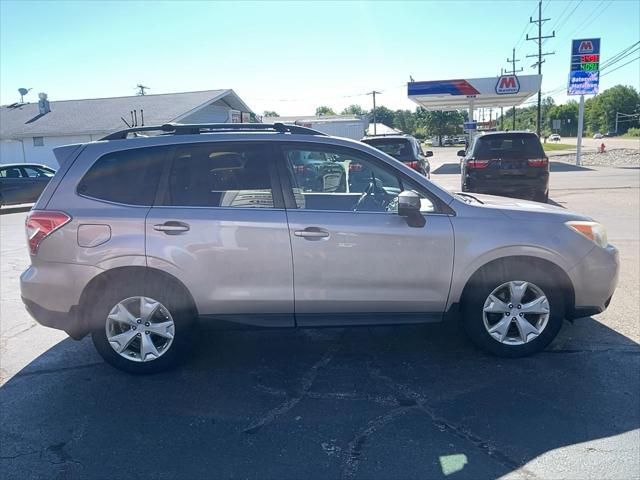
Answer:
464 173 549 195
22 297 87 339
20 262 100 339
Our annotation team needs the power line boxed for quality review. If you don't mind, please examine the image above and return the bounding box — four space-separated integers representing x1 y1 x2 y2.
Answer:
601 41 640 70
515 3 540 51
565 0 611 41
553 0 584 36
601 56 640 77
550 0 575 32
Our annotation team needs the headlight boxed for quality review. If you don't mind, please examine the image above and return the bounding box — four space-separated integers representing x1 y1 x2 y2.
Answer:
566 221 608 248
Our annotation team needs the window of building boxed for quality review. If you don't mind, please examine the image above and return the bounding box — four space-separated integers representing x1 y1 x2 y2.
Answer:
33 137 44 147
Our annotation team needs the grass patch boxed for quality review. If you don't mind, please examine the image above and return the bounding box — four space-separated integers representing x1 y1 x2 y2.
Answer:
543 143 573 151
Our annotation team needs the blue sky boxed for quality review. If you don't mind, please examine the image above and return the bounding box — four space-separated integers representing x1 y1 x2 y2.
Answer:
1 0 638 117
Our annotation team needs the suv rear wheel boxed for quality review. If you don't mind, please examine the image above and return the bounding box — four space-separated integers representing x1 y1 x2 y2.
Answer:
91 280 195 374
461 264 564 357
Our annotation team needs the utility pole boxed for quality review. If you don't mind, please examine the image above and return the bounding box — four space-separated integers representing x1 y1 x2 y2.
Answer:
526 0 555 136
367 90 381 135
506 48 523 130
136 84 150 96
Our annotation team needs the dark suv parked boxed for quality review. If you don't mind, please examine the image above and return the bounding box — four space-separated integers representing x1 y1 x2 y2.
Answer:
361 135 432 178
459 131 549 202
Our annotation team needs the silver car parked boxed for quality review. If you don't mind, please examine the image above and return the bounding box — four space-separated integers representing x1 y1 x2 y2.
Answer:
20 123 619 373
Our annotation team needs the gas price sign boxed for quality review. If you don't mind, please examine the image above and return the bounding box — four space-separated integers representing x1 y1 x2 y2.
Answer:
568 38 601 95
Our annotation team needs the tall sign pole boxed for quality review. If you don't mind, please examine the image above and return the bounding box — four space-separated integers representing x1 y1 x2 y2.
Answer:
568 38 601 165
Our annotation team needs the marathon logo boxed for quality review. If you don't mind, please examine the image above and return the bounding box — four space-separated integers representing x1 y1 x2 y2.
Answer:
578 40 594 53
495 75 520 95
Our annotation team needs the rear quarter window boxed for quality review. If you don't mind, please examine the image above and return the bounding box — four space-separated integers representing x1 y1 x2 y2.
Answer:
77 146 168 205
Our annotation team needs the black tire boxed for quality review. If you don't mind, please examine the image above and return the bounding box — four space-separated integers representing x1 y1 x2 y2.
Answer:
533 190 549 203
461 262 564 357
90 276 196 374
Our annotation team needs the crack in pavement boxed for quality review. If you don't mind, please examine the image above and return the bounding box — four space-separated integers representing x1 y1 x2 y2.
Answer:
364 364 540 480
244 331 345 434
341 406 411 480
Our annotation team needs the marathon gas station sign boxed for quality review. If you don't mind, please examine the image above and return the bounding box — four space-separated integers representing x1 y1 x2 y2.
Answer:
568 38 600 95
407 75 541 110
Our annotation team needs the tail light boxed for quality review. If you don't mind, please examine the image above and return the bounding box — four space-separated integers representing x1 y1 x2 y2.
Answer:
349 163 363 172
403 161 419 170
467 159 490 169
25 210 71 255
527 157 549 167
294 164 305 173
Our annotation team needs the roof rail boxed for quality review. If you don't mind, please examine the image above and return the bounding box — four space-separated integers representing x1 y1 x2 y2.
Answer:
100 122 327 140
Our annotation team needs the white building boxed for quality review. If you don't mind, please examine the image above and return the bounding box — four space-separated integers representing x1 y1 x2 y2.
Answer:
263 115 368 140
0 89 254 168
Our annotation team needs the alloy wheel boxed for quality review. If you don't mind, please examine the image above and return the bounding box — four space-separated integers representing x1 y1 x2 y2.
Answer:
105 296 175 362
482 281 550 346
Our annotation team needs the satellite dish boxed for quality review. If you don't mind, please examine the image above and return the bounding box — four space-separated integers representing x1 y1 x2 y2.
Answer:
18 87 31 103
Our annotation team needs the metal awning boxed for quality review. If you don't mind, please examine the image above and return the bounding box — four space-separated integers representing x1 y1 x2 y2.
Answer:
408 75 542 110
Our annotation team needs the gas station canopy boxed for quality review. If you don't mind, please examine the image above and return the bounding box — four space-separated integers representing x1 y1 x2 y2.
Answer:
408 75 542 111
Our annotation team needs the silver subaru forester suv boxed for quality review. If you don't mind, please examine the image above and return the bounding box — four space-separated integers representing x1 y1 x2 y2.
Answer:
21 123 619 373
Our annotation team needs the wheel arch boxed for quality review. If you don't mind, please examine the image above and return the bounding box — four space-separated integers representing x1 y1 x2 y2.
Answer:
457 256 575 318
78 266 198 330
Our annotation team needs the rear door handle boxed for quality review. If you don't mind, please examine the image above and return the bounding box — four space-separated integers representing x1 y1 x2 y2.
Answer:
294 227 330 239
153 221 190 234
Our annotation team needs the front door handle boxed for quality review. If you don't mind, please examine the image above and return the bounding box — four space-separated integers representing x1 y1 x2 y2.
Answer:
153 221 190 234
294 227 330 239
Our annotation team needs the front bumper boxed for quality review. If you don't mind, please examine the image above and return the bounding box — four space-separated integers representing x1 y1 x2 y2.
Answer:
567 244 619 318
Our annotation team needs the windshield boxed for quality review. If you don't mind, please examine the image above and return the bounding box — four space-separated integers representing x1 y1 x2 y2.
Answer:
473 134 544 159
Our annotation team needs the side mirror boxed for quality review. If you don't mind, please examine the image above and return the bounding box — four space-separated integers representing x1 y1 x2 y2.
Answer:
398 191 426 228
457 150 466 157
425 150 433 158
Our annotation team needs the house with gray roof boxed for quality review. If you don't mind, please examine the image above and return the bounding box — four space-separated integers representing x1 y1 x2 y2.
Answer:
0 89 254 168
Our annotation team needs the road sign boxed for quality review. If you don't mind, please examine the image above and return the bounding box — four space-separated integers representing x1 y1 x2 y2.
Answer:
463 121 477 131
552 119 561 130
568 38 600 95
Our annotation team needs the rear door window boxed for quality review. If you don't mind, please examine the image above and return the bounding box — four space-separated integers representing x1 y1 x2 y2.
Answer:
474 134 544 159
164 143 275 208
77 146 168 205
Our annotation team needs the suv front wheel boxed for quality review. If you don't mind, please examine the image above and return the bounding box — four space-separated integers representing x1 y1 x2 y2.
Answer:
461 264 564 357
91 280 195 374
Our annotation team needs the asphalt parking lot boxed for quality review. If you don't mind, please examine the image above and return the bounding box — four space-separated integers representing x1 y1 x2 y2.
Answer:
1 146 639 479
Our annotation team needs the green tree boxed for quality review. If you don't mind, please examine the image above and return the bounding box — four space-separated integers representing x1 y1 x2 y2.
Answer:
423 110 464 144
315 106 336 116
585 85 639 135
262 110 279 118
547 101 579 136
369 105 395 127
341 104 367 116
392 109 417 134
